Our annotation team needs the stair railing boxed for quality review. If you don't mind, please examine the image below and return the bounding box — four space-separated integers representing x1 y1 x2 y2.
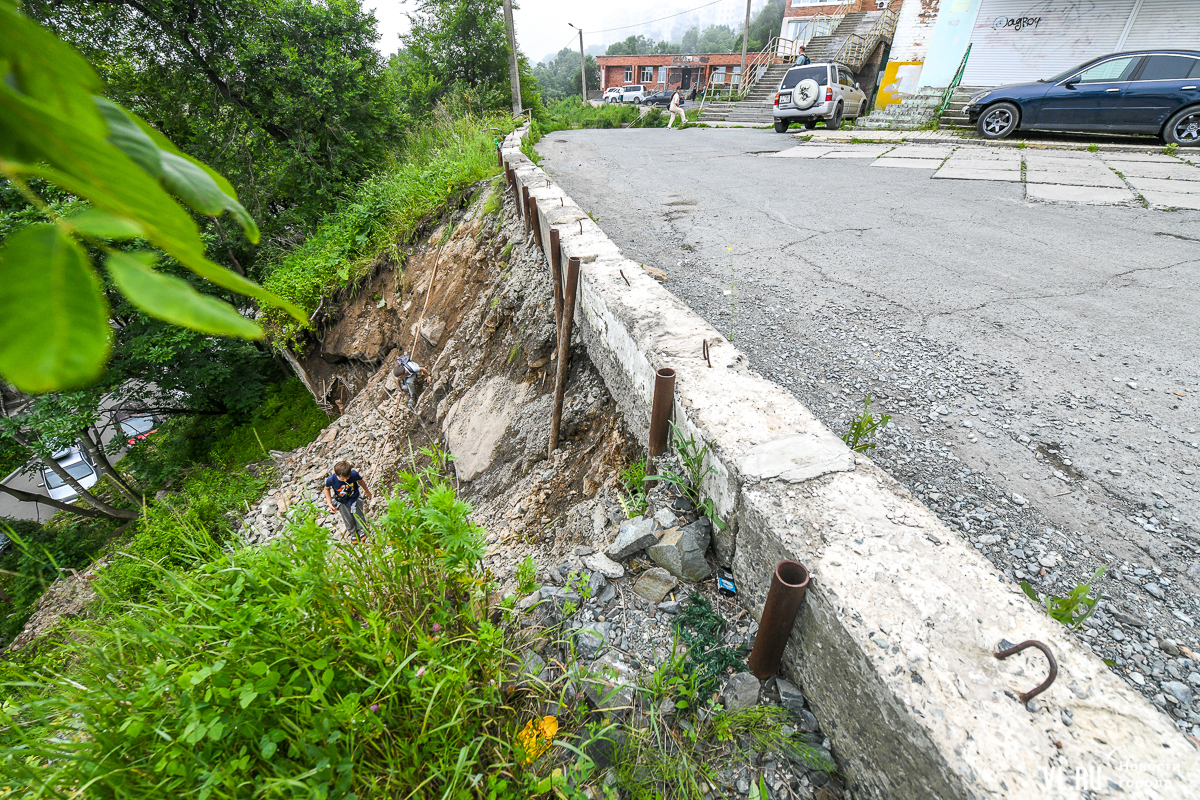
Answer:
829 7 898 72
936 43 972 117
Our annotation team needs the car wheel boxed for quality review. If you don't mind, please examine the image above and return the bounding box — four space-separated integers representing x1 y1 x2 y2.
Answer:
827 103 843 130
774 118 790 133
978 102 1019 140
1164 105 1200 147
803 120 817 130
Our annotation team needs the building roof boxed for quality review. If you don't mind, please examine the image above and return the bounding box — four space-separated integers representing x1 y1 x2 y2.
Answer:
596 53 748 67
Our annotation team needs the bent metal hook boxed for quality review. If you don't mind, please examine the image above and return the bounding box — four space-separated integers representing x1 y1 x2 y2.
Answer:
995 639 1058 704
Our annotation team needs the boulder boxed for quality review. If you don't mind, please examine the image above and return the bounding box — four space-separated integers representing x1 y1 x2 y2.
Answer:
646 518 712 582
633 568 677 604
777 678 805 719
583 552 625 579
653 507 679 529
720 672 760 713
604 516 661 561
583 653 636 720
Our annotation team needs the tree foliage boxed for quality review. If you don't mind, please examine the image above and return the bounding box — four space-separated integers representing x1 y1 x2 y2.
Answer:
26 0 406 244
0 1 305 395
605 35 680 57
532 48 600 102
391 0 513 117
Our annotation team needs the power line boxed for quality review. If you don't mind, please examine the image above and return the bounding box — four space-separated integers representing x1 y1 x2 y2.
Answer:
585 0 735 36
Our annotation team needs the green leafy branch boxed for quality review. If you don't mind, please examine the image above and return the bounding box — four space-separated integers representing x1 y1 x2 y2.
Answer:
0 3 304 393
645 420 726 531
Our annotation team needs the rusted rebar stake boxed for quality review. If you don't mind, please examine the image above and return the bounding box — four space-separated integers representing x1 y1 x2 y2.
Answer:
496 145 503 168
747 561 811 679
521 186 531 234
647 367 676 458
549 228 564 329
548 256 580 456
529 196 542 250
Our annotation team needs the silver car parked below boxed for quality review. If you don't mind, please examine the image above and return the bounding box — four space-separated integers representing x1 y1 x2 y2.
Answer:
772 62 867 133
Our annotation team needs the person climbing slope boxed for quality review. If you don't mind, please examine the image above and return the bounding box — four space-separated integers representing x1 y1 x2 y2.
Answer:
324 460 372 542
394 354 429 407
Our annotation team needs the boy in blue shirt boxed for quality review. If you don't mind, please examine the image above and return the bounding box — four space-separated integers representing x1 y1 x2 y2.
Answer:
323 460 373 541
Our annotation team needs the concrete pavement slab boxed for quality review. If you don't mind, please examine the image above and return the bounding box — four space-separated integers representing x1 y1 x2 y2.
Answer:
1024 169 1126 187
766 147 836 158
1141 190 1200 209
821 146 894 158
1126 176 1200 194
871 158 944 169
1102 160 1200 180
880 145 954 159
1026 184 1134 204
933 166 1021 181
1094 151 1180 162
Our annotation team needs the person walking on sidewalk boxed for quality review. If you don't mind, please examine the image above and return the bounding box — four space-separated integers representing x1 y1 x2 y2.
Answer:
667 88 684 129
324 460 372 541
394 354 429 407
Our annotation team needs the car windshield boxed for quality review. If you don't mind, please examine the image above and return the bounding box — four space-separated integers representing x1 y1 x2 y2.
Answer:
780 66 828 90
45 457 94 489
120 414 155 436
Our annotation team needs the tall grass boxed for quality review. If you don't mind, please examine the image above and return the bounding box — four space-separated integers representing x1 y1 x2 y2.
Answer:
0 463 527 799
262 115 512 344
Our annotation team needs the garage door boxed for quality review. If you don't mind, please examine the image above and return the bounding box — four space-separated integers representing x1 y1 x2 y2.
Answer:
962 0 1138 86
1120 0 1200 50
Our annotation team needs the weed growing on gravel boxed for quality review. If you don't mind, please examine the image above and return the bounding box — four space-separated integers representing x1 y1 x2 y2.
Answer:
670 594 746 696
645 421 725 531
842 394 891 453
1021 565 1107 628
1165 142 1178 156
618 458 649 518
1087 142 1100 152
516 554 540 595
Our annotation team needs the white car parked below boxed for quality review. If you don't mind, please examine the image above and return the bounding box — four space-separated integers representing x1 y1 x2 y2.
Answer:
41 445 98 503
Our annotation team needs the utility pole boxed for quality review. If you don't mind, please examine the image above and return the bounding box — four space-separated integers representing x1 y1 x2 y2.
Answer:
570 23 587 102
503 0 522 116
738 0 752 80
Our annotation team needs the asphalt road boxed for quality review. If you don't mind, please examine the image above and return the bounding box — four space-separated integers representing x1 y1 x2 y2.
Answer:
540 128 1200 687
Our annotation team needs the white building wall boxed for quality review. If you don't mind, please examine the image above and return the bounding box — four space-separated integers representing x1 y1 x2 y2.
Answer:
891 0 941 63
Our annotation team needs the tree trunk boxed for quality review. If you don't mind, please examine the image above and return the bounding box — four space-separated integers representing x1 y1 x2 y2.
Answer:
0 481 110 519
8 432 139 521
79 427 142 506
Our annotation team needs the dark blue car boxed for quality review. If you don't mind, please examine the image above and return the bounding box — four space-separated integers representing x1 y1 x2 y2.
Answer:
965 50 1200 146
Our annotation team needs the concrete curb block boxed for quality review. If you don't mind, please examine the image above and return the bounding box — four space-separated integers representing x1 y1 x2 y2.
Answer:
501 127 1197 797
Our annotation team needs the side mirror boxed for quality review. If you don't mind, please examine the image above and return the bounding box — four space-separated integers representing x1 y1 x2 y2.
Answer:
1063 76 1080 87
855 82 861 90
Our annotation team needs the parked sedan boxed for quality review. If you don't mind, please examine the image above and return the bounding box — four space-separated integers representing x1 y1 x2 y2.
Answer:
642 89 676 108
115 408 159 445
40 445 98 503
966 50 1200 145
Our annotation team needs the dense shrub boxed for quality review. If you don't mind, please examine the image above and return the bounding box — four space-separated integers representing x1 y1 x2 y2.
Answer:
0 516 121 647
96 467 269 605
0 466 525 799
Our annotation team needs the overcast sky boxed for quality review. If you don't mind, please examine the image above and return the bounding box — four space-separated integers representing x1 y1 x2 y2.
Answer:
368 0 757 65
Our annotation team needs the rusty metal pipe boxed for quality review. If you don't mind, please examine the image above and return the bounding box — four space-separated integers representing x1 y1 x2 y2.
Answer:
497 145 503 168
522 186 531 234
529 196 542 249
549 228 564 329
747 561 811 679
647 367 676 459
548 256 580 456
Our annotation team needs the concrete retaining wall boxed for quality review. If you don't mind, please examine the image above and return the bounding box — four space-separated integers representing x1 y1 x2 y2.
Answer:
500 128 1197 797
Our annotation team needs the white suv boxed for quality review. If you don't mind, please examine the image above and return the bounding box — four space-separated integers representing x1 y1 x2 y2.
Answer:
603 87 622 103
40 445 98 503
772 62 867 133
619 84 648 104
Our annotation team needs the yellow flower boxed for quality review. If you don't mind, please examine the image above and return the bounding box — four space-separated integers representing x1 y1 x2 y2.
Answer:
516 715 558 764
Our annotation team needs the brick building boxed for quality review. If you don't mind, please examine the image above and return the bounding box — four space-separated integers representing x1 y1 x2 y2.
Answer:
780 0 893 40
596 53 749 94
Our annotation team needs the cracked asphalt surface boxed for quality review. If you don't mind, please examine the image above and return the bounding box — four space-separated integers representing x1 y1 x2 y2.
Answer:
539 128 1200 720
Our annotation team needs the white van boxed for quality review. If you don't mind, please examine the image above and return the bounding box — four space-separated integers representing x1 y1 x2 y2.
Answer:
619 84 648 104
